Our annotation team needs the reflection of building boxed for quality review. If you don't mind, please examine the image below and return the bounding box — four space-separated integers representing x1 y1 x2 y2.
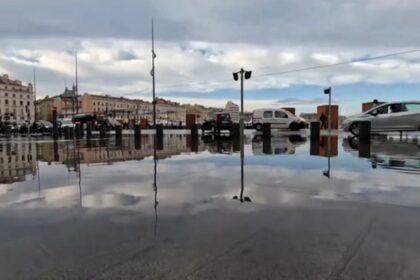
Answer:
0 142 36 184
37 136 205 166
310 136 338 157
0 74 35 123
225 101 239 123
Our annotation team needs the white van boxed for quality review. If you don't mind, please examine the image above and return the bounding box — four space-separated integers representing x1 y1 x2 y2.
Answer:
252 108 308 131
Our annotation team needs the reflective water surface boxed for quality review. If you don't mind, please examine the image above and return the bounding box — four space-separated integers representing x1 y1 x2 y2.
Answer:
1 134 420 279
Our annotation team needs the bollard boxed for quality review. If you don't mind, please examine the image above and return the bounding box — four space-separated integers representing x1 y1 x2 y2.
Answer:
156 135 164 151
86 121 92 139
358 138 371 158
191 124 199 138
359 121 371 141
134 136 141 150
156 124 164 138
63 126 70 139
310 122 320 140
75 124 82 139
52 109 58 139
99 124 106 138
232 123 240 138
262 136 272 154
262 123 271 138
232 136 240 152
115 125 122 138
69 127 74 139
134 124 141 138
310 137 320 156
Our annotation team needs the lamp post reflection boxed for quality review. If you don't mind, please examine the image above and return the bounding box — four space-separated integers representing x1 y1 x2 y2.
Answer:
233 136 251 203
153 135 159 236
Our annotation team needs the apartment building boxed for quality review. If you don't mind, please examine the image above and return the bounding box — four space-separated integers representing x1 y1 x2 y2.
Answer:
0 74 35 123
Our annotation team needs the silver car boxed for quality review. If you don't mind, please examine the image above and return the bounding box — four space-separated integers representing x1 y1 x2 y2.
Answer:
342 101 420 135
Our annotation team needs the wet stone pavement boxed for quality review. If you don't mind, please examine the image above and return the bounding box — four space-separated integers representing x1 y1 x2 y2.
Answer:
0 134 420 279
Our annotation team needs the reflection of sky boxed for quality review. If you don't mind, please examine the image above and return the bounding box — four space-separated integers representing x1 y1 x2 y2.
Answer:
0 136 419 216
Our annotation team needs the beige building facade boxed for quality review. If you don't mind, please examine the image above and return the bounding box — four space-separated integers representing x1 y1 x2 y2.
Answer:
0 74 35 123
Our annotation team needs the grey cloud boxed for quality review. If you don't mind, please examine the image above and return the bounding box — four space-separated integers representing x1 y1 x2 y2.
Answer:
0 0 419 48
274 98 325 105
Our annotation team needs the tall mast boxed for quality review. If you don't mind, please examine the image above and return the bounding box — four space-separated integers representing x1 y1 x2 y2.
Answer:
75 50 79 114
151 19 156 126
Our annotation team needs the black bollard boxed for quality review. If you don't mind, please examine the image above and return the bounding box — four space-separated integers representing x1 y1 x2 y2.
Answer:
115 125 122 138
310 137 320 156
191 124 199 138
69 127 74 139
86 121 92 139
99 124 107 138
134 136 141 150
75 124 82 139
232 123 240 138
52 109 58 139
359 121 371 141
63 126 70 139
156 124 164 138
310 122 320 140
262 136 272 154
358 138 371 158
134 124 141 138
262 123 271 138
156 135 164 151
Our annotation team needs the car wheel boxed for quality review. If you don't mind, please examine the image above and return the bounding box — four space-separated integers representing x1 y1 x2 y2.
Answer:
255 123 263 131
349 122 359 136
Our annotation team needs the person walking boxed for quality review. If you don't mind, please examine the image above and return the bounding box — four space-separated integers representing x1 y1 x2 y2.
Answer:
320 113 327 129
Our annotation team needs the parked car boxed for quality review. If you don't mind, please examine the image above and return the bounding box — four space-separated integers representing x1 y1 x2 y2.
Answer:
342 101 420 135
252 108 308 131
32 120 53 133
58 118 75 132
201 113 233 134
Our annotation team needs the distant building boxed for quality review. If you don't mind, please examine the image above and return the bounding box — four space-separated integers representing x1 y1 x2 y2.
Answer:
299 113 318 122
184 104 209 124
35 96 54 121
225 101 239 123
54 85 81 118
0 74 35 123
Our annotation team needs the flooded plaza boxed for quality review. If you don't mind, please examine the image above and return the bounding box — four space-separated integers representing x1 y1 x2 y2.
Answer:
1 133 420 279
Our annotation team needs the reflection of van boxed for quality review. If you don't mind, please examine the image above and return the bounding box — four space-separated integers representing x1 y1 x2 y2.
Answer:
252 135 307 155
252 108 308 131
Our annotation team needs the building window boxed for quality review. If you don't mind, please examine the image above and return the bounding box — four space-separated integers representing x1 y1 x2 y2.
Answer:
13 100 16 105
27 101 30 106
27 95 30 99
12 94 15 98
5 92 8 97
5 100 8 105
20 101 23 106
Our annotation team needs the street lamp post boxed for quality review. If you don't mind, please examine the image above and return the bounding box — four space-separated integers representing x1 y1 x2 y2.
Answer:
233 68 252 152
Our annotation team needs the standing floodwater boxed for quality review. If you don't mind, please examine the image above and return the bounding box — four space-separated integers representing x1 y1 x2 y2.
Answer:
0 134 420 279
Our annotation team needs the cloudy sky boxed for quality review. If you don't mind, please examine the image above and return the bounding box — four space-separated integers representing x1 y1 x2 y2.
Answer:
1 0 420 115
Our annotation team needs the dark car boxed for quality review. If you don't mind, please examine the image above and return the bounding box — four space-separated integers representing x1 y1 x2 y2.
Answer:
201 113 233 135
31 121 53 133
